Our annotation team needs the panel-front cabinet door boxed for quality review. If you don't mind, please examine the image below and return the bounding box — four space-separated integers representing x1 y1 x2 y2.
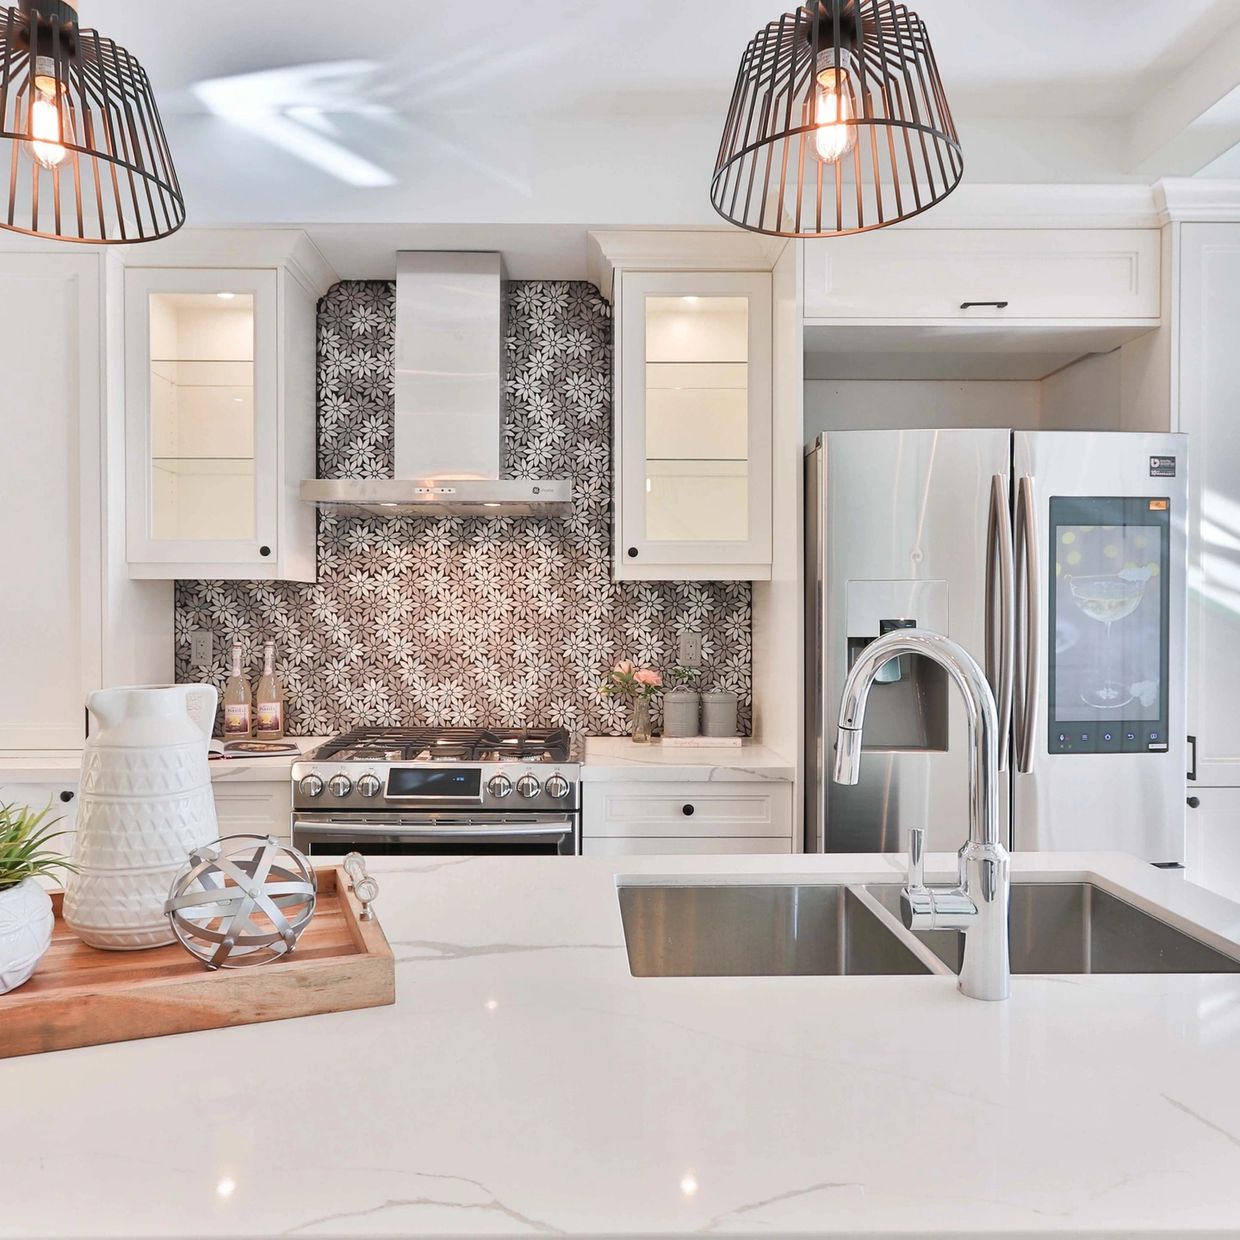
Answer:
615 271 772 580
125 267 279 573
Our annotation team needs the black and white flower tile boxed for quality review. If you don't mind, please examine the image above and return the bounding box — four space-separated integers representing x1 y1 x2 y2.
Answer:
175 281 753 736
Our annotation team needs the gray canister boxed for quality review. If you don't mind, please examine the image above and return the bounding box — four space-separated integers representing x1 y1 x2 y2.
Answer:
662 689 701 738
701 689 739 738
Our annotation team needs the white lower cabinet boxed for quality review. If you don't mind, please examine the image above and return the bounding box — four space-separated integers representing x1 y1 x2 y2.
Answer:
582 780 793 855
212 781 291 843
1185 788 1240 903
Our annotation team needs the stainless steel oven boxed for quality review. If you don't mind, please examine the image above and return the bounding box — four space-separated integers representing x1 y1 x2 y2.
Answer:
290 727 582 858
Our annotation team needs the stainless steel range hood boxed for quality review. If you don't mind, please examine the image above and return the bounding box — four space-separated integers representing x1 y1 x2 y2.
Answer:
301 251 572 518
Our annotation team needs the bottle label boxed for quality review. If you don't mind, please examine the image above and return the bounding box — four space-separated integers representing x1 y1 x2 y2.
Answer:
223 704 251 736
256 702 283 733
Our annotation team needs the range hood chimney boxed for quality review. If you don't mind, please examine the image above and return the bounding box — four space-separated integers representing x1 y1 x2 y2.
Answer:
301 252 572 518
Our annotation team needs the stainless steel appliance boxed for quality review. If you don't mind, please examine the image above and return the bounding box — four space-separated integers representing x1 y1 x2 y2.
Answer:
806 429 1188 863
291 727 580 856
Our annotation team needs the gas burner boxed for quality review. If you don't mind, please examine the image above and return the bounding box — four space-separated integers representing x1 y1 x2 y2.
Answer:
311 726 573 765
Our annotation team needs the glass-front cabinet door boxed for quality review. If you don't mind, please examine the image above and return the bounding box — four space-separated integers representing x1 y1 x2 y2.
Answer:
617 271 772 580
125 267 279 572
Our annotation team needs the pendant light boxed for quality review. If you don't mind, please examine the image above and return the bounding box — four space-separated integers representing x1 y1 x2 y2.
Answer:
711 0 962 238
0 0 183 243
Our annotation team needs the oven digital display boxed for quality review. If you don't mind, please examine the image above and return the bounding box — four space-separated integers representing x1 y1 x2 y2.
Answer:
386 768 482 799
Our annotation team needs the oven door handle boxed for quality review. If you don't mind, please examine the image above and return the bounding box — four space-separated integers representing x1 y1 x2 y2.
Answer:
292 819 574 840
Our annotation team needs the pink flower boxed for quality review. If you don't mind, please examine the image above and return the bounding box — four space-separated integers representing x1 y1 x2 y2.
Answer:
634 668 662 687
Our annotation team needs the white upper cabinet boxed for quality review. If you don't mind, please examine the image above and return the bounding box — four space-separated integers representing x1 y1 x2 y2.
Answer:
615 271 773 580
803 228 1161 322
123 233 331 581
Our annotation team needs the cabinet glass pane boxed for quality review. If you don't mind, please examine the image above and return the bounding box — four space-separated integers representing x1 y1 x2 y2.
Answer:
149 292 255 542
644 296 749 543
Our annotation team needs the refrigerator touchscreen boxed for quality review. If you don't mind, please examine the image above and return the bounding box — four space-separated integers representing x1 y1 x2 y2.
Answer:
1048 496 1171 754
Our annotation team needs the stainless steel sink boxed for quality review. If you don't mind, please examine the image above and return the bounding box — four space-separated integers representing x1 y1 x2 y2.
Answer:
617 883 933 977
866 881 1240 975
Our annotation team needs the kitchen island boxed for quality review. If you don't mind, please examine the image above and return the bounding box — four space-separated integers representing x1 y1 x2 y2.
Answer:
6 852 1240 1237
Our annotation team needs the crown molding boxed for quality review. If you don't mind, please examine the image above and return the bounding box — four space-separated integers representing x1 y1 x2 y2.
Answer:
1155 178 1240 225
587 229 787 302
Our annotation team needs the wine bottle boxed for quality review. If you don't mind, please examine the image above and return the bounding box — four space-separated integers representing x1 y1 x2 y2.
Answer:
255 639 285 740
222 642 252 738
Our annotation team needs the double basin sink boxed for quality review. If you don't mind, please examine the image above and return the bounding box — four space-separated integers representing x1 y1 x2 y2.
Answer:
618 880 1240 978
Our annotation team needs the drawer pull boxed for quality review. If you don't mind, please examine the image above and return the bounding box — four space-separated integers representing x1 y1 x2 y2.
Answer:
960 300 1009 310
59 790 74 803
682 804 695 817
1187 796 1201 809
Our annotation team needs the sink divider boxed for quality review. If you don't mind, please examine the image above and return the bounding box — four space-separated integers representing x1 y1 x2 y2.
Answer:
845 884 955 978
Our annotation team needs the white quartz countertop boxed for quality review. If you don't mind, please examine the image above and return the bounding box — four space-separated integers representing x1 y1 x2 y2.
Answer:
582 735 794 781
7 851 1240 1237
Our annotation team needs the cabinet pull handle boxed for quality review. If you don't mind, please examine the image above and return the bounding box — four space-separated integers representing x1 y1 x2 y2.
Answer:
682 804 695 816
1187 796 1201 809
1188 734 1198 782
59 790 74 803
627 547 638 558
259 545 272 557
960 300 1009 310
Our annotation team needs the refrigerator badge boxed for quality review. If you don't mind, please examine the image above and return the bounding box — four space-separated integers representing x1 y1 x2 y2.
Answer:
1149 456 1177 478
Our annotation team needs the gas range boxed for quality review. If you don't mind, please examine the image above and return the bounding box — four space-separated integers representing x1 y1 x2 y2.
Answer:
291 727 581 856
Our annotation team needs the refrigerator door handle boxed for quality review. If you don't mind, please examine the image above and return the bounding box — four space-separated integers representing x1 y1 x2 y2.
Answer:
1014 474 1040 774
985 473 1015 770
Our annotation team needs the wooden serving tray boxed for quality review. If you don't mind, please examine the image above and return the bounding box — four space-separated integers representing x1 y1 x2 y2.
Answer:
0 867 394 1059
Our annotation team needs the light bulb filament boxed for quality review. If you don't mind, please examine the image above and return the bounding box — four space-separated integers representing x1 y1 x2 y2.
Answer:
813 67 857 164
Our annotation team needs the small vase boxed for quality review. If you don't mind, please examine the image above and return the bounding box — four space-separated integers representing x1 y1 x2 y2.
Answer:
0 878 54 995
630 696 653 744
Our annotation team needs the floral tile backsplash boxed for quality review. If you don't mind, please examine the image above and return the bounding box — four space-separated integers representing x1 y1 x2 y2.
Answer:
174 280 753 736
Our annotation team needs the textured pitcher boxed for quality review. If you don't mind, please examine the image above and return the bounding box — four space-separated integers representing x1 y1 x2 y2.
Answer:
64 684 219 950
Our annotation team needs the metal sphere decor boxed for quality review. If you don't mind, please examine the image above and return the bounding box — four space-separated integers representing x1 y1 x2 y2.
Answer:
165 835 316 971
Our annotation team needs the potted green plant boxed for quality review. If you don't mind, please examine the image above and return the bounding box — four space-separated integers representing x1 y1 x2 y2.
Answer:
0 803 74 995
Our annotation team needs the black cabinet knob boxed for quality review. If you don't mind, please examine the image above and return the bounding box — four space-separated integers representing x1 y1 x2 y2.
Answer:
682 803 695 817
259 545 272 557
627 547 638 558
59 790 74 803
1187 796 1201 809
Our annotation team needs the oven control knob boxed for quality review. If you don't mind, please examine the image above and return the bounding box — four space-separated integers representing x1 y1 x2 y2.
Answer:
487 774 513 799
545 774 571 801
328 773 353 798
516 774 541 799
356 773 382 798
298 774 324 798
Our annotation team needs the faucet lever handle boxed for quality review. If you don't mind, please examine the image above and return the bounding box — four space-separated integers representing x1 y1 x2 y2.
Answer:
907 827 926 890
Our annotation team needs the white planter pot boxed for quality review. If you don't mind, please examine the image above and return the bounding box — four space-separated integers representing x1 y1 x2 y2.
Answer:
64 684 220 951
0 878 54 995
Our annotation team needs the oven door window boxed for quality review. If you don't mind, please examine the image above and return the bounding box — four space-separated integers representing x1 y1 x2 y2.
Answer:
1047 496 1170 755
292 814 579 857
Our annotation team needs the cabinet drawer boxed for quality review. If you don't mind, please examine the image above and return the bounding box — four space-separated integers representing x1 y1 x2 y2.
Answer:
583 836 792 856
212 781 291 842
583 782 792 838
0 781 80 857
803 229 1160 321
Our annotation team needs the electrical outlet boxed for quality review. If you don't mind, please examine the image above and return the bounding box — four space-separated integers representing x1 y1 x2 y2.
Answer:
189 629 213 667
678 631 703 668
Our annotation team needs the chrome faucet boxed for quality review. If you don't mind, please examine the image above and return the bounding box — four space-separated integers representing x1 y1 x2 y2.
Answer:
833 628 1011 1001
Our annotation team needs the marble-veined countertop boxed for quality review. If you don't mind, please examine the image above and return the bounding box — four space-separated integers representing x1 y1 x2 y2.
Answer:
5 850 1240 1237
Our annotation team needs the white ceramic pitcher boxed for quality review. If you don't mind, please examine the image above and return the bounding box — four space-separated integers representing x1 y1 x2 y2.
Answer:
64 684 219 950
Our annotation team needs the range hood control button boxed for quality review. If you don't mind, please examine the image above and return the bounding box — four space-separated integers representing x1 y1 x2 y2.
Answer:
487 774 513 799
328 773 353 798
516 774 541 799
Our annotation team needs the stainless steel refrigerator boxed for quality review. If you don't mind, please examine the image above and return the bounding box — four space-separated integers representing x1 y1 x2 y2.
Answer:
806 429 1188 863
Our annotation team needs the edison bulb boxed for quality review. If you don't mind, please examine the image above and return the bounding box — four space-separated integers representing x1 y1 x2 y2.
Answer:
30 86 68 169
813 66 857 163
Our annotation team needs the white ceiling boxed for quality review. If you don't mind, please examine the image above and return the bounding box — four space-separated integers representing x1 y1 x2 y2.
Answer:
83 0 1240 272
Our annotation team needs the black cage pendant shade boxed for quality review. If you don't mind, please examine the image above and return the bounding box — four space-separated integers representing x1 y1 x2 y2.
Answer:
711 0 962 238
0 0 183 243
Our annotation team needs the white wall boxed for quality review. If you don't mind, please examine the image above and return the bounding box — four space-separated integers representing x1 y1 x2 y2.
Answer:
1040 350 1124 430
804 379 1042 441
